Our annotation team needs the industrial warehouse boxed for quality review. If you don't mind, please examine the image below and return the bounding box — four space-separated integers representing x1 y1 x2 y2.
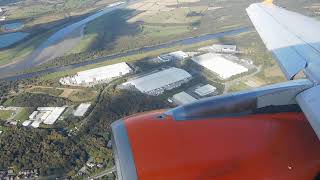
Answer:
157 51 189 62
23 107 66 128
122 67 192 96
192 53 249 79
59 62 132 86
73 103 91 117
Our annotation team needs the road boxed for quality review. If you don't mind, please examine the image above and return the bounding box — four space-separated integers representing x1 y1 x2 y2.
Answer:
87 167 116 180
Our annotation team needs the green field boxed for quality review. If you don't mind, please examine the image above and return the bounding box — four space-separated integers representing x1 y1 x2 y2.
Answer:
228 82 251 93
70 1 245 55
0 110 14 120
67 89 98 102
4 0 116 20
14 108 33 121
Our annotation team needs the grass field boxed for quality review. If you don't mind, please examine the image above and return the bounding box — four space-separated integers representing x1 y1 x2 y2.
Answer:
70 0 245 54
131 6 205 24
6 4 55 20
0 110 14 120
4 0 116 20
14 108 33 121
228 81 251 93
67 89 98 102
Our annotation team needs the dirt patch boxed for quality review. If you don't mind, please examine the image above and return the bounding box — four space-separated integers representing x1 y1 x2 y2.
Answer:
59 88 75 98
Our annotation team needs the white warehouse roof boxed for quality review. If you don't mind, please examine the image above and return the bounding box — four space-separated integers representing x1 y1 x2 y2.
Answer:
123 67 192 93
172 92 197 105
22 120 32 127
31 121 40 128
169 51 189 60
60 62 132 85
195 84 217 96
73 103 91 117
29 111 38 120
43 107 66 125
192 53 248 79
158 51 189 62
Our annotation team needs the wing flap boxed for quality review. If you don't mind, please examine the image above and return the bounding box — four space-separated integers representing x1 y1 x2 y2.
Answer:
247 3 320 80
296 86 320 139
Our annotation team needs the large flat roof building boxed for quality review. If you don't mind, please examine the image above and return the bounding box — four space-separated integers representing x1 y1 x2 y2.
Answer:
60 62 132 86
122 67 192 96
192 53 248 79
158 51 189 62
43 107 66 125
26 107 66 128
172 92 197 105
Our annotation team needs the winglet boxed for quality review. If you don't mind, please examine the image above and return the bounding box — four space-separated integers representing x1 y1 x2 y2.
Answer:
264 0 273 5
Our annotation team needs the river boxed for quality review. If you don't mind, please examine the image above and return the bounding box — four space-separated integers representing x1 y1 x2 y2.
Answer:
1 27 251 81
0 1 128 78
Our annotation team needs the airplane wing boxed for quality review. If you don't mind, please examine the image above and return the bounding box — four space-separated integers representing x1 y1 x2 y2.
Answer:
247 1 320 139
246 1 320 81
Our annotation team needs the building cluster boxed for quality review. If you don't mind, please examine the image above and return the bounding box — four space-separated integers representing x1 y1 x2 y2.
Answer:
121 67 192 96
0 103 92 130
76 160 105 177
59 62 132 86
0 168 39 180
0 106 19 111
169 84 217 105
199 44 239 54
23 107 66 128
73 103 91 117
192 53 249 79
